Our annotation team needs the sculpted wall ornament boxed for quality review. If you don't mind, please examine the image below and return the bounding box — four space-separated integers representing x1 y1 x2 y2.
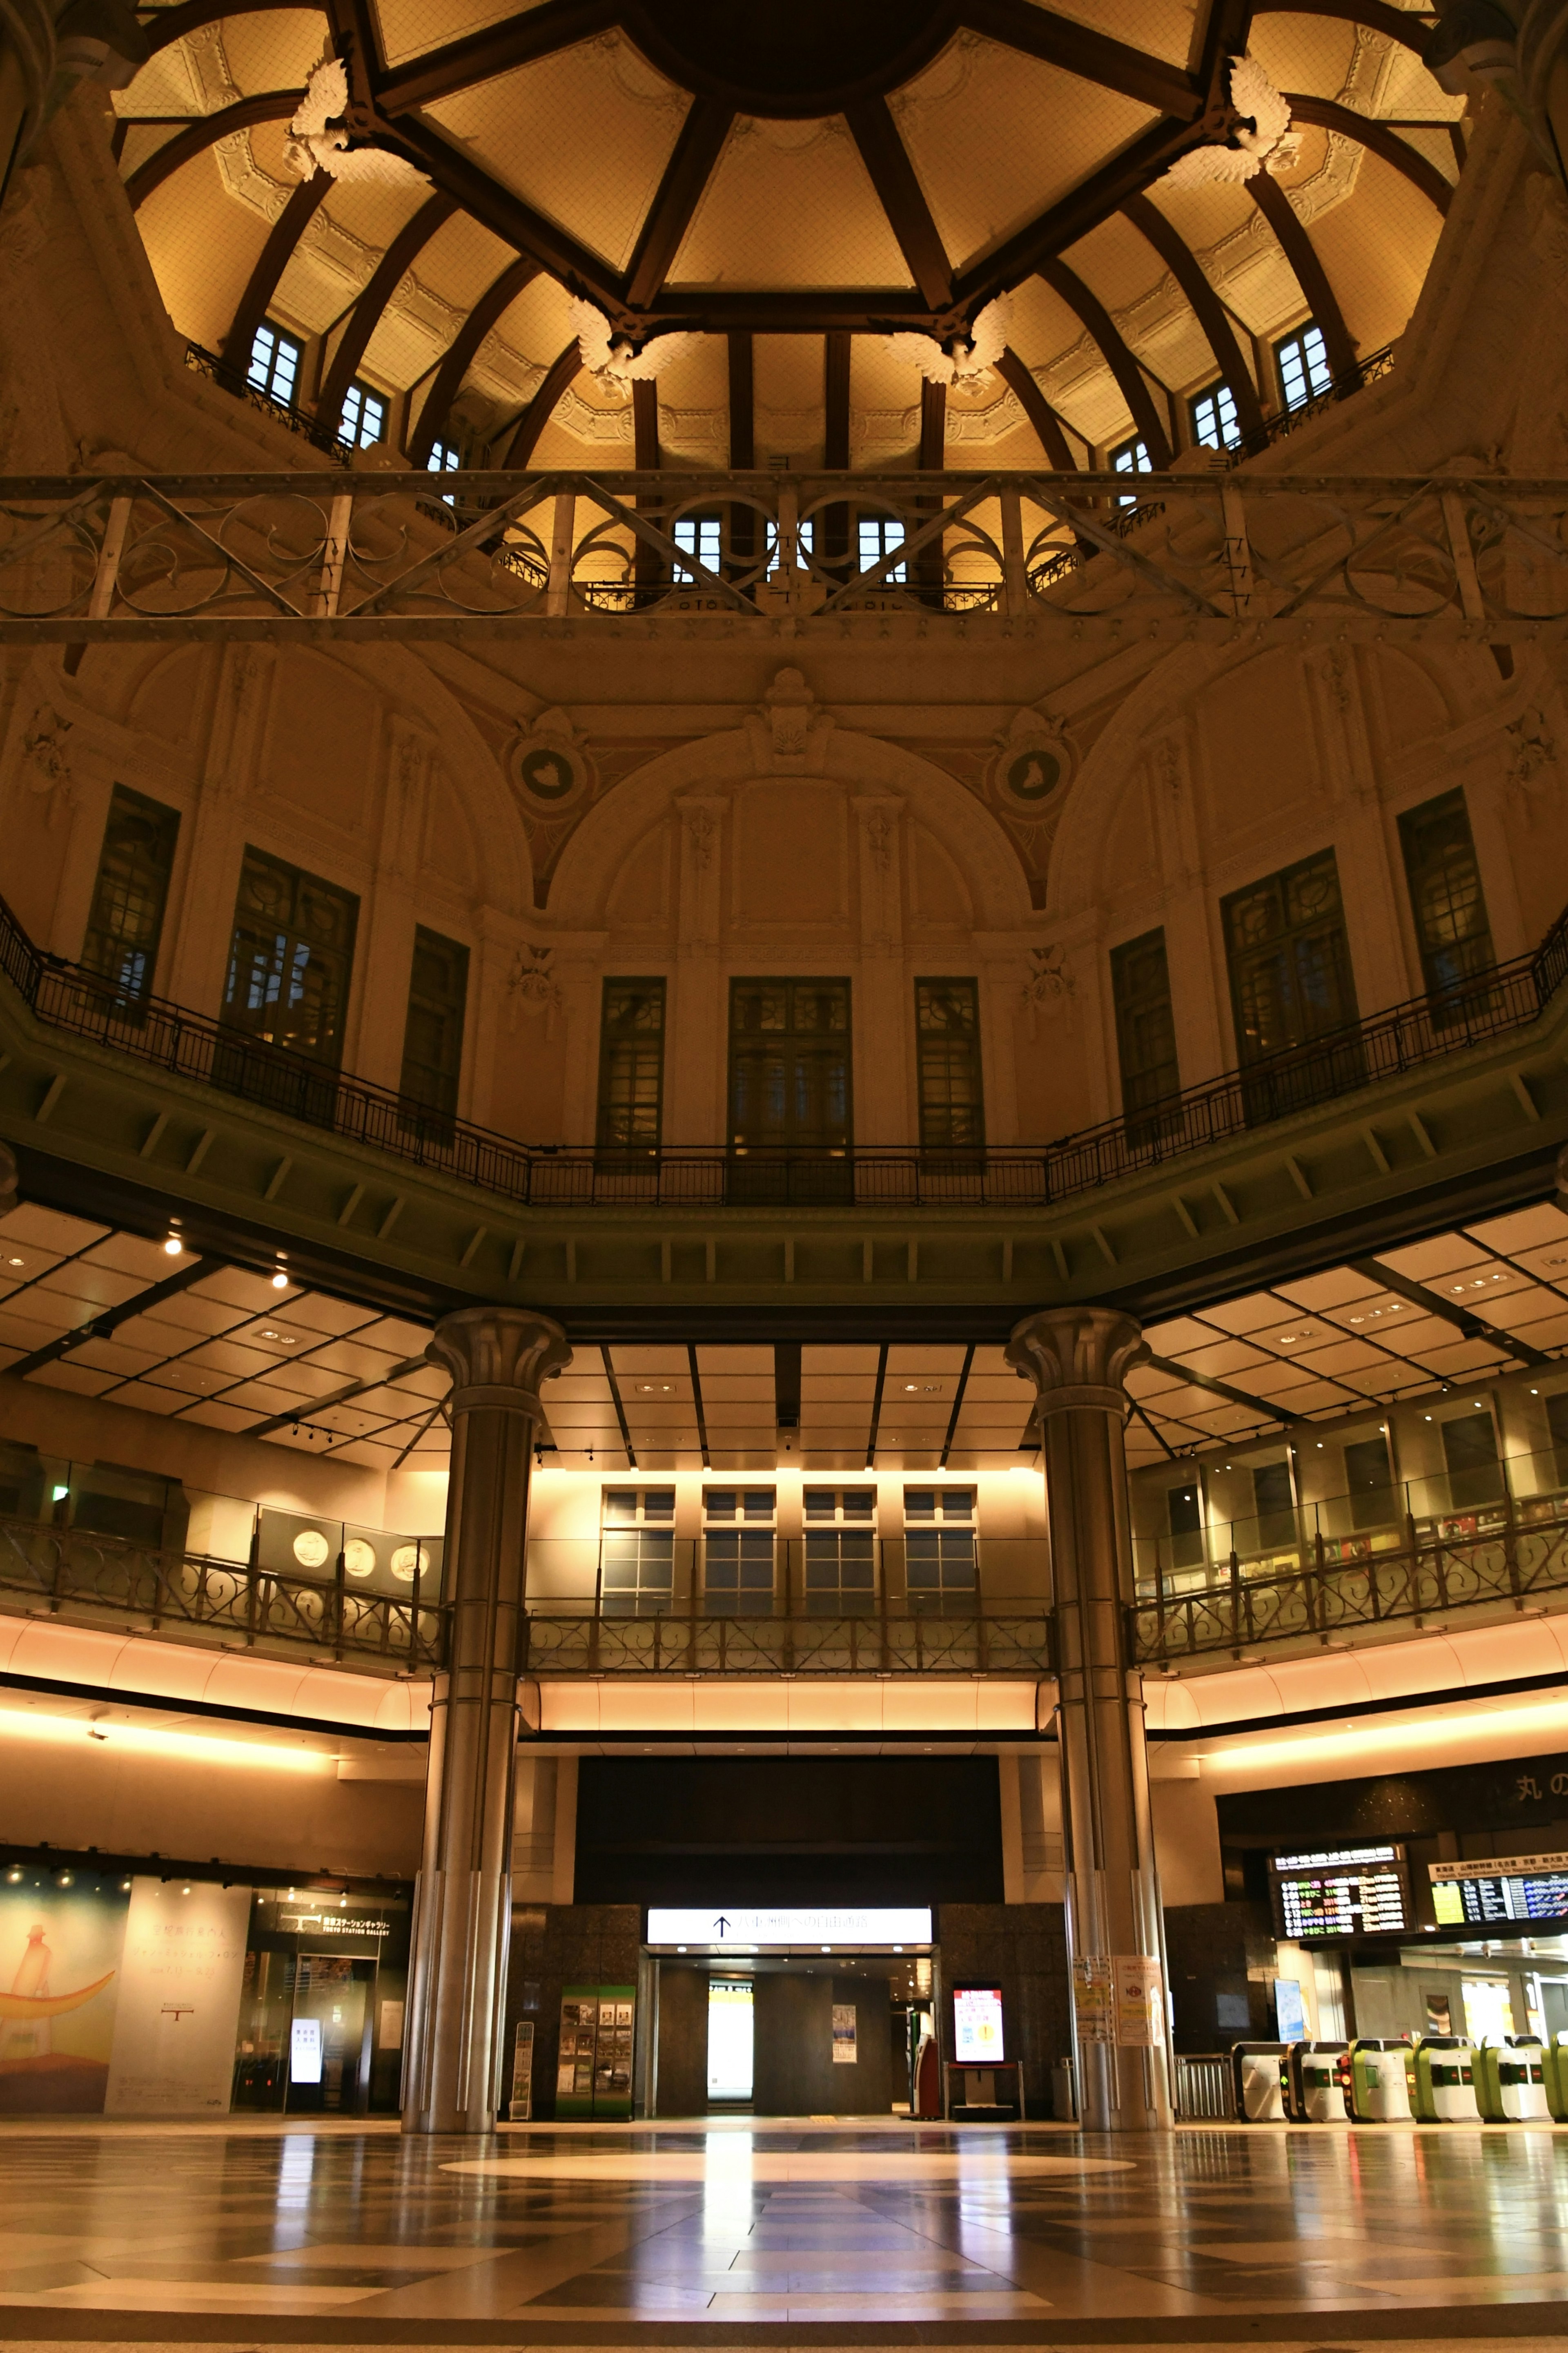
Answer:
506 943 563 1034
745 667 835 772
1021 945 1075 1037
508 707 590 809
22 706 72 802
1507 705 1558 794
989 708 1074 812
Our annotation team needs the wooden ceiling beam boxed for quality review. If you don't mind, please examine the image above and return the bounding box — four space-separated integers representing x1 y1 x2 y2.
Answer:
375 0 620 113
623 95 734 309
727 331 754 467
959 0 1203 117
844 95 953 310
1038 255 1172 465
918 379 946 470
1251 0 1428 57
1247 171 1356 378
1120 190 1264 437
223 172 331 372
409 254 539 465
315 192 457 438
501 338 581 465
125 90 300 208
824 330 851 470
648 289 934 329
1286 92 1453 214
632 377 660 468
138 0 279 56
388 116 624 308
994 345 1078 469
952 113 1200 312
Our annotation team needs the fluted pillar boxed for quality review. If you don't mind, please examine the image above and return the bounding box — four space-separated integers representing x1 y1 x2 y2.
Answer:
1006 1306 1171 2132
402 1305 571 2135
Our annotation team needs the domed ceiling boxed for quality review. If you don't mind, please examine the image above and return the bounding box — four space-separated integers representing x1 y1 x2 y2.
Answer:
114 0 1462 470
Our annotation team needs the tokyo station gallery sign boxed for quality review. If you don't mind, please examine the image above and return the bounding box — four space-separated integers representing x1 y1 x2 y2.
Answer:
644 1909 933 1950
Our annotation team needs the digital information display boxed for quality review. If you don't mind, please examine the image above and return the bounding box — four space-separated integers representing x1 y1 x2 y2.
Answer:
953 1986 1005 2064
1431 1851 1568 1925
1269 1843 1410 1940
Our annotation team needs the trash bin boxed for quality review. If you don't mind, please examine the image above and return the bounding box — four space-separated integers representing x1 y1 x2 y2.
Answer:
1229 2041 1288 2121
1288 2041 1349 2122
1412 2034 1478 2121
1348 2037 1412 2121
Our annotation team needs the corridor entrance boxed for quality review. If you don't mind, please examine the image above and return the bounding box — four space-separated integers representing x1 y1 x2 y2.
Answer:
644 1906 935 2119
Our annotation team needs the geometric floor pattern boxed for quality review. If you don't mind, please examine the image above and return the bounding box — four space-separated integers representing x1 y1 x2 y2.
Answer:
3 2116 1568 2335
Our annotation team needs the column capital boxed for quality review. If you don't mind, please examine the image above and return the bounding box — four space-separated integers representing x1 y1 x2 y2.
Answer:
1005 1304 1147 1416
426 1305 572 1418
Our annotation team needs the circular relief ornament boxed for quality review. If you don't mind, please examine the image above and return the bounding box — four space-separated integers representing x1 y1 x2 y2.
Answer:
390 1542 421 1584
292 1529 330 1570
990 711 1074 812
509 707 590 809
343 1537 378 1579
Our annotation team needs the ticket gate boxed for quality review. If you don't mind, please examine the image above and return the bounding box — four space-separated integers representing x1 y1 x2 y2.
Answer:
1230 2042 1287 2121
1475 2035 1551 2121
1348 2038 1412 2121
1412 2035 1478 2121
1287 2041 1349 2122
1544 2033 1568 2121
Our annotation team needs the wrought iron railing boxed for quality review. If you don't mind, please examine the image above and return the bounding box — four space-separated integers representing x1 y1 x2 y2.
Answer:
183 343 352 467
0 1511 444 1671
1132 1500 1568 1664
520 1608 1053 1677
1228 343 1398 462
2 884 1563 1218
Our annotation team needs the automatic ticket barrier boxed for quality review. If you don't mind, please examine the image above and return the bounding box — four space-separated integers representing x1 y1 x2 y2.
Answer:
1412 2035 1478 2120
1287 2041 1349 2121
1475 2035 1551 2121
1348 2038 1412 2121
1230 2042 1288 2121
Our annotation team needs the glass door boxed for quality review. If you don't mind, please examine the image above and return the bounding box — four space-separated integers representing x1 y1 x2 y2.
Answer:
286 1953 373 2114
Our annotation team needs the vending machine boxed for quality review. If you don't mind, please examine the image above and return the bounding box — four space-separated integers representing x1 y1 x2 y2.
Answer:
1287 2041 1349 2121
1474 2036 1550 2121
1348 2038 1412 2121
1229 2042 1287 2121
1412 2035 1478 2121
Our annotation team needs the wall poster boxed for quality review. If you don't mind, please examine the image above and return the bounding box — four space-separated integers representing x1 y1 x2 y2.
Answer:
103 1879 252 2115
831 2003 858 2064
509 2019 535 2120
0 1872 130 2114
1071 1956 1113 2045
555 1986 634 2118
1111 1956 1164 2048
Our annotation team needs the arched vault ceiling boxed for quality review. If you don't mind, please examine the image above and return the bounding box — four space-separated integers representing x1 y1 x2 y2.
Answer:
118 0 1463 468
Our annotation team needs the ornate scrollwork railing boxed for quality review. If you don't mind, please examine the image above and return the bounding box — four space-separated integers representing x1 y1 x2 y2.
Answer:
1133 1503 1568 1664
519 1607 1054 1677
0 1512 445 1671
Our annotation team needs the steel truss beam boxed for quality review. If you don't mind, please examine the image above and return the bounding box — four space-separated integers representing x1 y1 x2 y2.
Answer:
4 468 1568 643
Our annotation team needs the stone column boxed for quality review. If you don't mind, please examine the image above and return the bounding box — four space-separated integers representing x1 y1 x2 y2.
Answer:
402 1305 571 2135
1006 1306 1171 2132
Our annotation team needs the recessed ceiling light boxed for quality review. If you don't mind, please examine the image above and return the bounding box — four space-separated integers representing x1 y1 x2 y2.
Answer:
7 1256 22 1267
163 1236 183 1256
272 1271 288 1290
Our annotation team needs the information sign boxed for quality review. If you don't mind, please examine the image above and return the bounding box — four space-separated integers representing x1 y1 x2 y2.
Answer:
953 1986 1004 2064
1269 1843 1410 1939
645 1906 931 1948
1430 1851 1568 1924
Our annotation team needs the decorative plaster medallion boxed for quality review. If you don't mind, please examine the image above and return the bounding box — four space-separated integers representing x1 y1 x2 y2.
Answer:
746 667 834 772
509 708 590 808
991 709 1073 811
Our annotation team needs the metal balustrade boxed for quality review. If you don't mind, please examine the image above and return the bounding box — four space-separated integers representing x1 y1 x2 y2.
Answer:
0 1510 443 1672
7 1491 1568 1677
1131 1499 1568 1664
2 885 1564 1224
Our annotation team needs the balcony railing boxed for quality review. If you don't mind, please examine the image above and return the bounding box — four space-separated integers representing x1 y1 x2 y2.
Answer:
183 342 352 467
1227 343 1398 463
2 884 1563 1222
1132 1497 1568 1664
0 1510 444 1673
520 1608 1052 1677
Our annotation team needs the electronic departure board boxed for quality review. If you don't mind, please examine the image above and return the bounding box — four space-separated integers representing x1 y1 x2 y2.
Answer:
1430 1851 1568 1925
1268 1844 1411 1940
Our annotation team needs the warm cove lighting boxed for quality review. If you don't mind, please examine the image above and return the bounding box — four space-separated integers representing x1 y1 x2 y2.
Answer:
0 1707 334 1775
1195 1693 1568 1777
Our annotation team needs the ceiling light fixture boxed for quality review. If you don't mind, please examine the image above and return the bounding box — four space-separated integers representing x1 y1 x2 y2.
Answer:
163 1235 183 1256
272 1271 288 1290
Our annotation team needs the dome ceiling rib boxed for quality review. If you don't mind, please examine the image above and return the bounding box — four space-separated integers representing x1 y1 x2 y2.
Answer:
120 0 1463 473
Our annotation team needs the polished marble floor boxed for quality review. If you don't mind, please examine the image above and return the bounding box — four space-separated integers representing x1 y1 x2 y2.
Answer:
2 2116 1568 2337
